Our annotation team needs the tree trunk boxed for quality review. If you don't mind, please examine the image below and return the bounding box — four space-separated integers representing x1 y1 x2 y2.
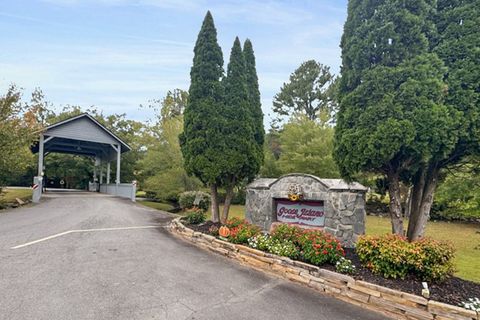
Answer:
405 186 413 218
387 169 405 235
210 183 220 223
221 185 234 224
407 165 439 241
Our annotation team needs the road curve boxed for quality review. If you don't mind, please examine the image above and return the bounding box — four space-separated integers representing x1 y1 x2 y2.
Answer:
0 192 388 320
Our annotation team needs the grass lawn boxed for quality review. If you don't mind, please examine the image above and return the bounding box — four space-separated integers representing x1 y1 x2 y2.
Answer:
138 200 174 212
136 190 147 197
206 205 246 220
0 188 32 208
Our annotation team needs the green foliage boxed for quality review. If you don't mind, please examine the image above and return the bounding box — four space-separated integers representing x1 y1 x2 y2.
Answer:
335 52 455 178
270 223 303 243
221 37 261 185
357 234 455 281
335 0 479 239
141 91 202 203
433 167 480 221
298 229 345 266
434 0 480 155
0 86 39 189
225 218 261 244
178 191 211 211
260 131 283 177
273 60 336 125
335 257 356 275
243 39 265 162
276 115 340 178
185 207 206 225
44 154 93 189
180 11 226 186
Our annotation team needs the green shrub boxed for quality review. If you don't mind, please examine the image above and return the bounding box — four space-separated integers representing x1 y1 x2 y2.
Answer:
179 191 211 211
298 229 345 266
270 224 303 243
413 238 456 281
356 234 455 281
356 234 412 279
225 217 246 229
226 218 261 244
185 207 206 225
335 257 356 275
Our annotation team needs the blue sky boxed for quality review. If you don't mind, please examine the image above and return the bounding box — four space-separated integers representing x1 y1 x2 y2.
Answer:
0 0 347 125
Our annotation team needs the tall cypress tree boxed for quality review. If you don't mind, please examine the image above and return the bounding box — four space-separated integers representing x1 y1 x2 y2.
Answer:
220 37 259 222
180 11 225 222
243 39 265 168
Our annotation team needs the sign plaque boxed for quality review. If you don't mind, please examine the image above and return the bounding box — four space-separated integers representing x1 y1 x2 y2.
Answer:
275 199 325 227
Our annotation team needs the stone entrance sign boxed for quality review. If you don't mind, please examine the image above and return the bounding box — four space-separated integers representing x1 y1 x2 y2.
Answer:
275 200 325 227
246 173 367 247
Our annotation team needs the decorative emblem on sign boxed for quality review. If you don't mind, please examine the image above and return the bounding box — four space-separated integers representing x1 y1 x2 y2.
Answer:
287 183 304 202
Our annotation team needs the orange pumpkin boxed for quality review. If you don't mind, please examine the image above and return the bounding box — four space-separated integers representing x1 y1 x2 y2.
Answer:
219 226 231 237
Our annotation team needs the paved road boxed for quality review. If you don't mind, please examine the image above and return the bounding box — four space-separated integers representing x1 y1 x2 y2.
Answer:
0 192 387 320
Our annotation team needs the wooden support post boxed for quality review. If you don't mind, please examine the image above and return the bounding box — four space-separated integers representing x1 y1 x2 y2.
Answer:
38 134 44 177
107 162 111 184
116 145 121 185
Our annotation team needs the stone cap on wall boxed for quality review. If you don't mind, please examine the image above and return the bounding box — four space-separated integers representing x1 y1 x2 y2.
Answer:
246 178 278 189
247 174 368 192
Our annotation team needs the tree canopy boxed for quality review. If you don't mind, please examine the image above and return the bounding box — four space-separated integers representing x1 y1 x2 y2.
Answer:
273 60 336 126
0 86 39 190
335 0 479 240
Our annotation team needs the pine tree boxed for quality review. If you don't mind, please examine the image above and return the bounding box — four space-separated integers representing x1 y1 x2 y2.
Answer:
220 37 260 222
180 11 225 222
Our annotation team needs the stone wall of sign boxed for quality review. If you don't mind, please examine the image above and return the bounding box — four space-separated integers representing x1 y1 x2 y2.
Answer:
245 174 367 248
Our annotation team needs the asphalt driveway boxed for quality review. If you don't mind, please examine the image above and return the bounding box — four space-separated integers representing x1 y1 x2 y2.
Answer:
0 192 387 320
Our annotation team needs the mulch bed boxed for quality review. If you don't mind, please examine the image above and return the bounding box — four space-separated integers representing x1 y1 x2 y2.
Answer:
324 248 480 306
185 220 480 306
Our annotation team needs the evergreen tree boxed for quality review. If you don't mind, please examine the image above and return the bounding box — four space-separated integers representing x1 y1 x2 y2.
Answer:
243 39 265 162
220 37 260 222
334 0 460 237
273 60 335 124
180 11 225 222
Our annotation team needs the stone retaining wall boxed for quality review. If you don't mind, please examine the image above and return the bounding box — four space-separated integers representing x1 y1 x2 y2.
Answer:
168 218 478 320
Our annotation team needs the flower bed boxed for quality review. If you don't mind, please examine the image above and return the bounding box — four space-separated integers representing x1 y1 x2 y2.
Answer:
176 218 480 319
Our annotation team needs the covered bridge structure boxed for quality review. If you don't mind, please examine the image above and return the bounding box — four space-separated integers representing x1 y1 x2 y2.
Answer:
31 113 136 202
